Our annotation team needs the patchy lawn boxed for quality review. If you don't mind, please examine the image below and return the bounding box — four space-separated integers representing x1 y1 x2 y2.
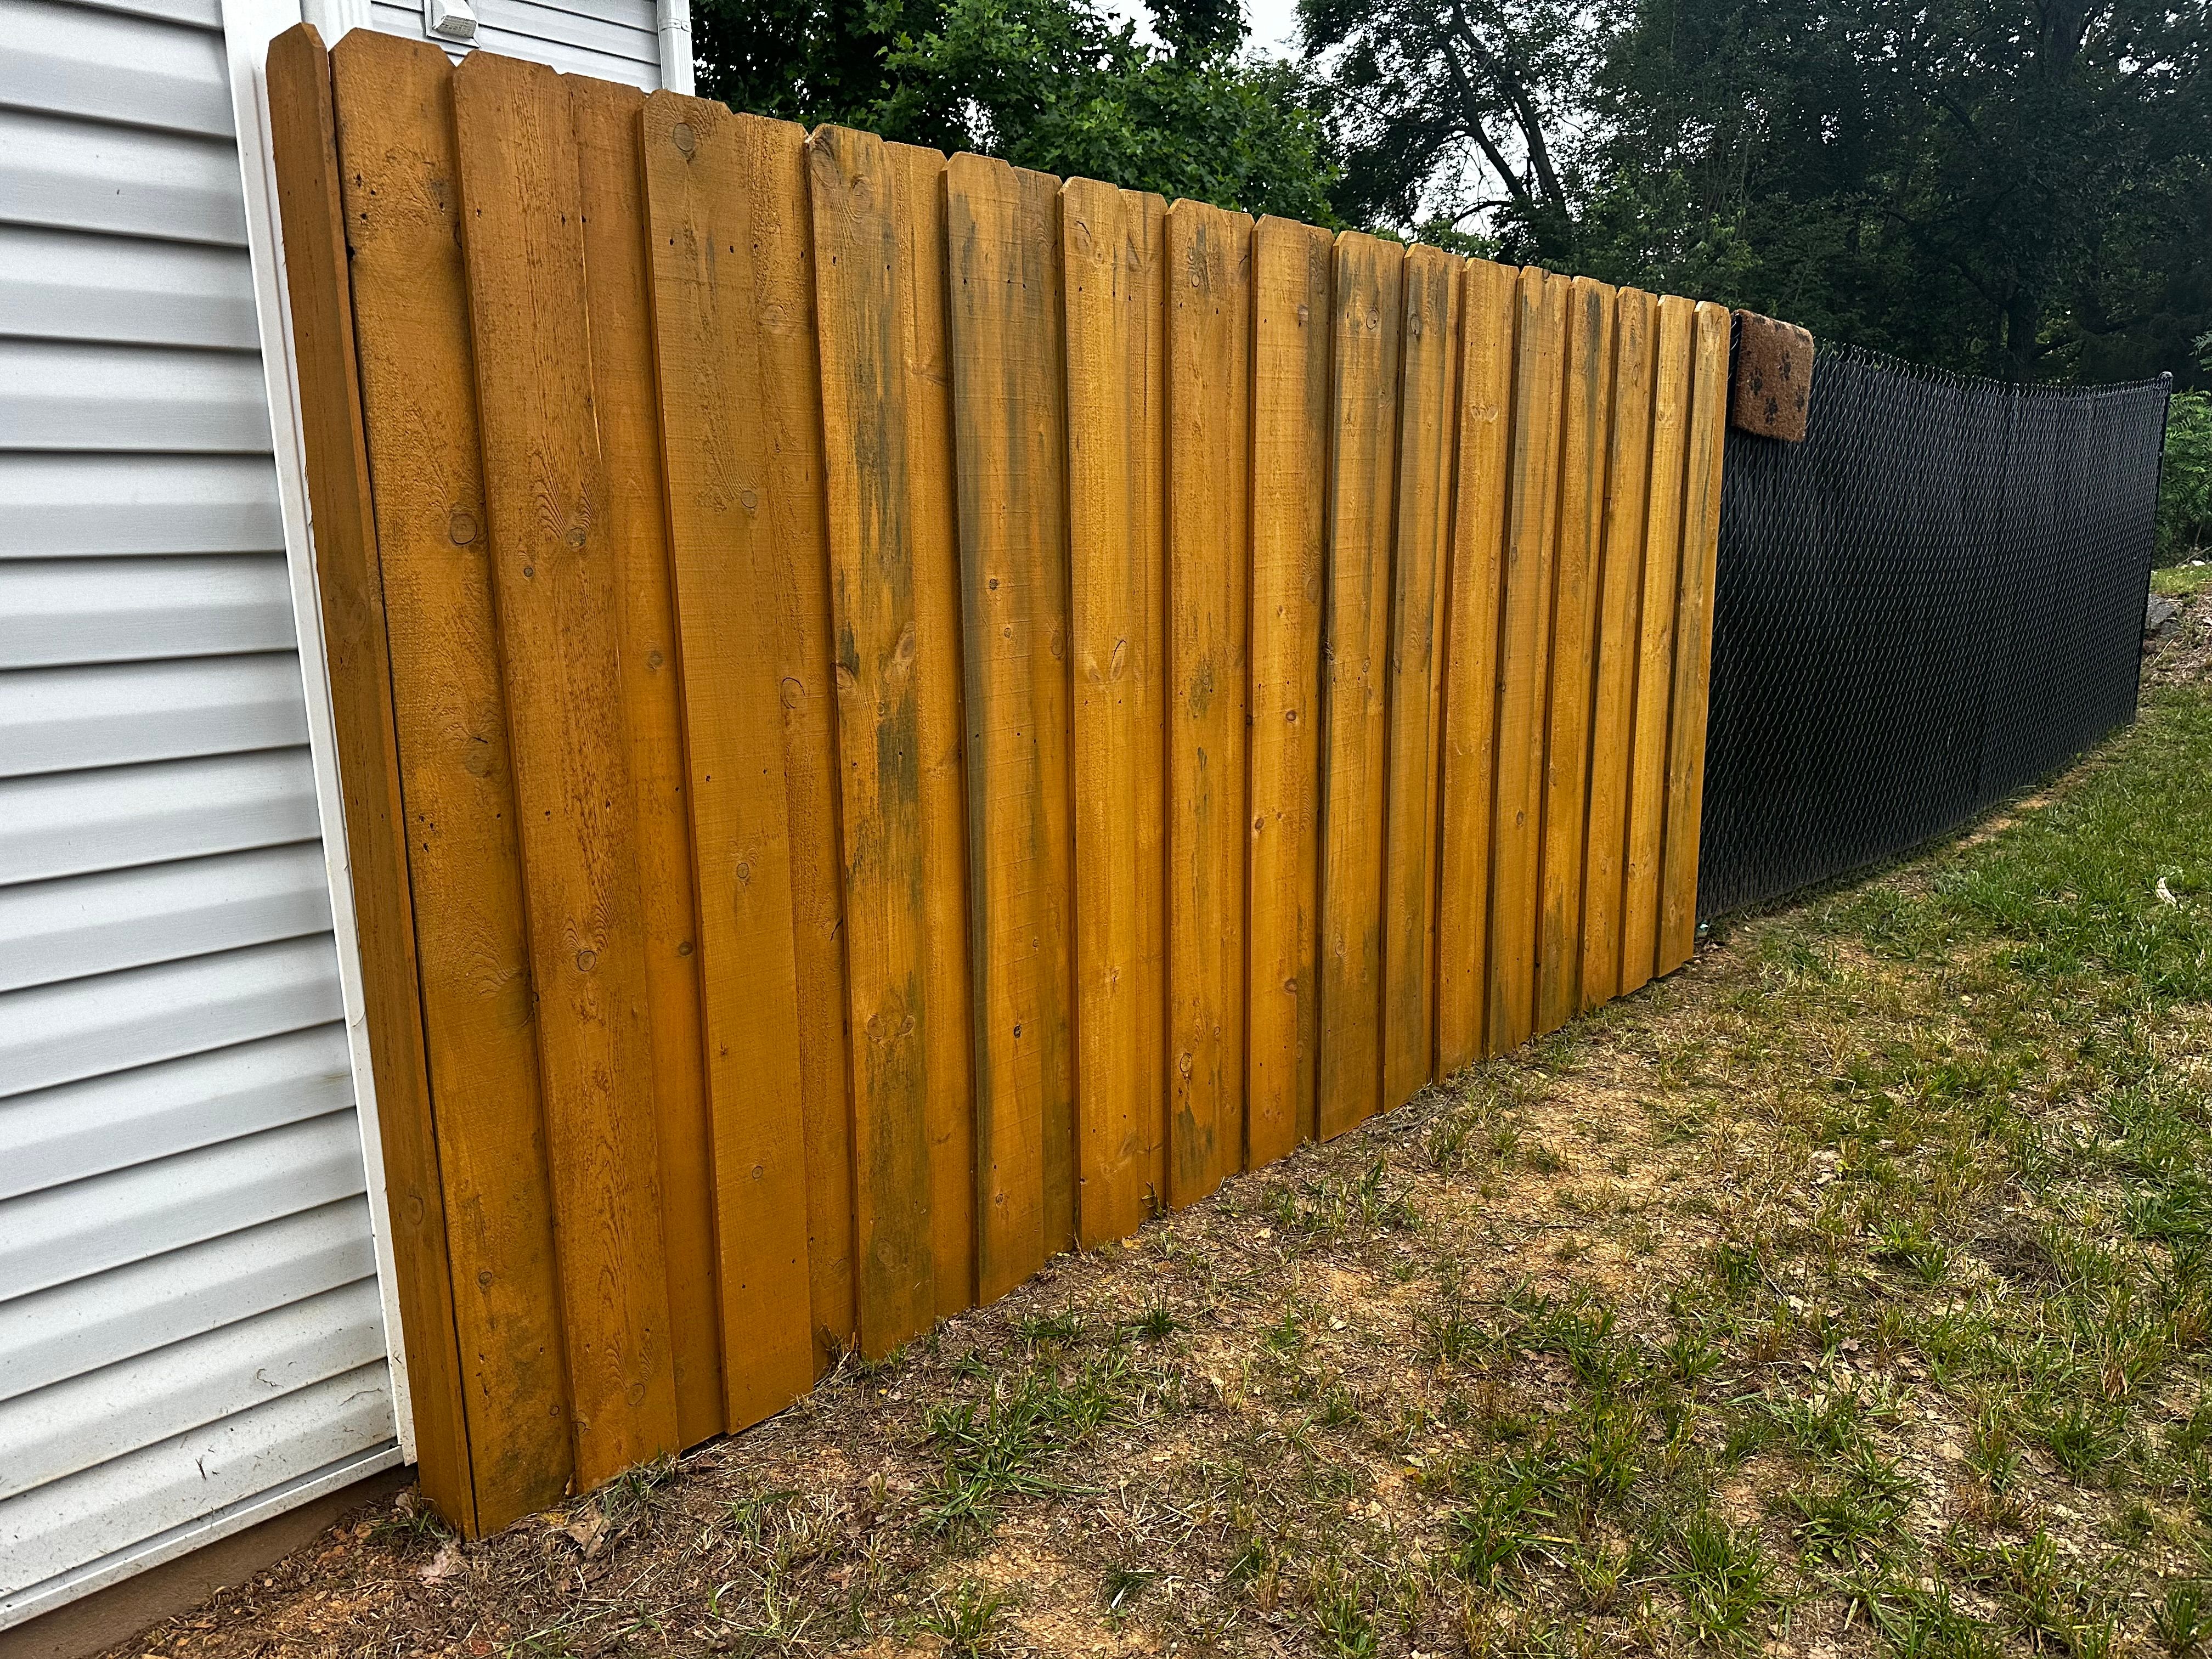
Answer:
114 683 2212 1659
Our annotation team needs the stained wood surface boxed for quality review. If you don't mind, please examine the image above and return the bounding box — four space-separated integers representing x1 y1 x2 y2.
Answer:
1435 258 1516 1075
946 154 1078 1300
1317 233 1402 1138
1245 217 1331 1164
640 92 818 1427
1535 277 1615 1036
1621 295 1696 994
1063 176 1168 1243
264 23 474 1531
326 29 572 1529
1165 200 1252 1204
1579 288 1655 1011
1381 244 1459 1109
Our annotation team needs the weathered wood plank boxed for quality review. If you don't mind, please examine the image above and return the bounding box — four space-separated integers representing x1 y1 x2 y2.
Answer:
267 22 475 1529
1620 295 1695 995
1435 257 1516 1077
640 91 819 1426
810 122 935 1356
1317 232 1402 1136
1485 268 1567 1056
1381 244 1460 1108
1534 276 1614 1036
328 29 570 1529
568 73 722 1446
1246 216 1331 1163
1063 176 1167 1243
946 154 1078 1299
1657 302 1733 974
1578 287 1655 1012
1165 199 1251 1204
450 49 677 1486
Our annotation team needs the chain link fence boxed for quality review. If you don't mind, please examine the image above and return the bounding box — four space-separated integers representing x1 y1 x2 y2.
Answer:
1697 348 2172 918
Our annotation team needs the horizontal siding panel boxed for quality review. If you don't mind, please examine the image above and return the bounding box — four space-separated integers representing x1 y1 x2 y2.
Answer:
0 1366 394 1601
46 0 222 26
0 228 259 349
0 454 284 560
368 3 661 85
0 843 332 994
0 108 246 246
0 0 234 138
0 935 342 1100
0 555 295 668
0 1025 352 1201
0 653 308 780
0 1112 365 1301
0 1199 377 1403
0 340 272 455
473 0 659 64
0 749 319 884
0 1279 385 1501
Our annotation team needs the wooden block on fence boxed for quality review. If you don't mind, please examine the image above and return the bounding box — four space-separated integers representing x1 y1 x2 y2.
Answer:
1317 232 1402 1136
1535 276 1615 1036
1620 295 1695 994
1657 302 1733 973
810 123 936 1357
450 49 678 1487
568 74 723 1447
1063 176 1168 1245
640 92 820 1427
1435 258 1516 1078
888 141 978 1319
1381 244 1460 1108
946 154 1079 1301
1246 217 1331 1163
1485 268 1567 1056
266 22 475 1531
328 29 571 1529
1579 288 1656 1013
1165 199 1252 1205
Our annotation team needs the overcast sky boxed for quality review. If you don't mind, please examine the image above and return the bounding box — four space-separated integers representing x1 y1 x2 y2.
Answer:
1097 0 1305 59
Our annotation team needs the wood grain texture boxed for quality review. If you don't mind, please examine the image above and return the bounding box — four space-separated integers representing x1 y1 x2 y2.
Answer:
328 29 570 1531
1164 200 1252 1205
1485 268 1567 1056
1063 176 1167 1244
888 141 977 1316
266 23 475 1530
1620 295 1694 995
450 50 677 1487
1657 302 1733 974
568 74 722 1446
1435 258 1517 1077
946 154 1077 1300
1245 217 1331 1164
810 122 939 1355
1381 244 1460 1108
1534 276 1614 1036
1317 233 1403 1137
1578 287 1655 1012
640 92 819 1426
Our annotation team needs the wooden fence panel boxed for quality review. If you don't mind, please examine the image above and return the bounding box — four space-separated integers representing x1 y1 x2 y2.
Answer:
1435 258 1516 1076
946 155 1079 1300
1165 200 1252 1204
639 93 819 1428
1063 177 1168 1245
1317 233 1403 1138
1381 245 1460 1110
275 32 1740 1531
1246 218 1331 1165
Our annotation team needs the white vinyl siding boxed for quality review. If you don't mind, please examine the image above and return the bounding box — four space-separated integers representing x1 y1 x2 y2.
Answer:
370 0 664 87
0 0 398 1628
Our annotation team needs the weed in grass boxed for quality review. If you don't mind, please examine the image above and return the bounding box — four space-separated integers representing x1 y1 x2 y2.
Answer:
1658 1510 1772 1647
918 1581 1007 1657
2041 1397 2130 1483
918 1356 1133 1536
1101 1563 1155 1613
2155 1578 2212 1657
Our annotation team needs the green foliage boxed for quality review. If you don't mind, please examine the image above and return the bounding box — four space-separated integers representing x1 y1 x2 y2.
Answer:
2162 392 2212 564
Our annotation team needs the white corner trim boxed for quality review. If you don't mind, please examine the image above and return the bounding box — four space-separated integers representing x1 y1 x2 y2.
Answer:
302 0 372 43
656 0 693 94
223 0 416 1468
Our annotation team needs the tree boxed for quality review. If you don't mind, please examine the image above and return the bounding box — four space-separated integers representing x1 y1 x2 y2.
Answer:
692 0 1340 223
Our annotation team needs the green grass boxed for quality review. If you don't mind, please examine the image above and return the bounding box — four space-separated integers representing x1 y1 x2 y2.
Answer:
2154 560 2212 599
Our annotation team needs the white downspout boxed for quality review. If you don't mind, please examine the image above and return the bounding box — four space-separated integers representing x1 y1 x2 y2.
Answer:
657 0 693 94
